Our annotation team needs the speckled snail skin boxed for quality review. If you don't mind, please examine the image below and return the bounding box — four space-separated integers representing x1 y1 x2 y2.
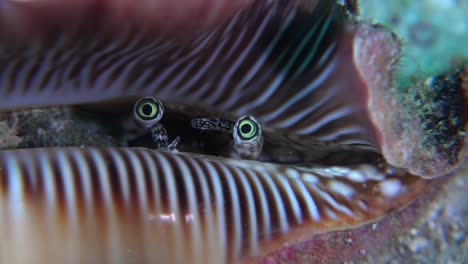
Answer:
0 0 439 263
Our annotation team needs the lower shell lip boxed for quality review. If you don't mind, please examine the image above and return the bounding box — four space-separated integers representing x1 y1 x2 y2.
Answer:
0 147 430 263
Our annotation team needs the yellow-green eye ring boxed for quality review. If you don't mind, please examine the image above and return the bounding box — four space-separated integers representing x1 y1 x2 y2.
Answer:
237 118 258 140
137 99 158 120
134 97 164 127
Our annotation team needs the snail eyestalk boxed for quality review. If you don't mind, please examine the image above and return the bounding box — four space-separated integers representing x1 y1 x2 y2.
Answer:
133 97 179 150
233 115 263 159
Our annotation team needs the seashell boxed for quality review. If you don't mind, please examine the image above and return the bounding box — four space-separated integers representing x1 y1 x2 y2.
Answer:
0 147 429 263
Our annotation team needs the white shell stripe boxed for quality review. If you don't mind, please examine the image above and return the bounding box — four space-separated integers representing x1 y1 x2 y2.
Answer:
174 153 203 259
39 153 57 213
56 152 78 224
243 168 271 240
258 171 289 234
88 149 114 215
108 150 131 207
219 165 243 258
231 166 259 254
125 149 149 215
70 149 94 215
203 161 227 259
273 175 302 224
6 155 25 220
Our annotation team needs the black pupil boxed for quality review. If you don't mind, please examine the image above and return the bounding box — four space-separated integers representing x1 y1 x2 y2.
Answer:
142 103 154 116
241 123 252 134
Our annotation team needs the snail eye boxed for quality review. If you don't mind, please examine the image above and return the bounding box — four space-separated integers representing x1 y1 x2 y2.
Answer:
134 97 164 127
237 116 259 140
